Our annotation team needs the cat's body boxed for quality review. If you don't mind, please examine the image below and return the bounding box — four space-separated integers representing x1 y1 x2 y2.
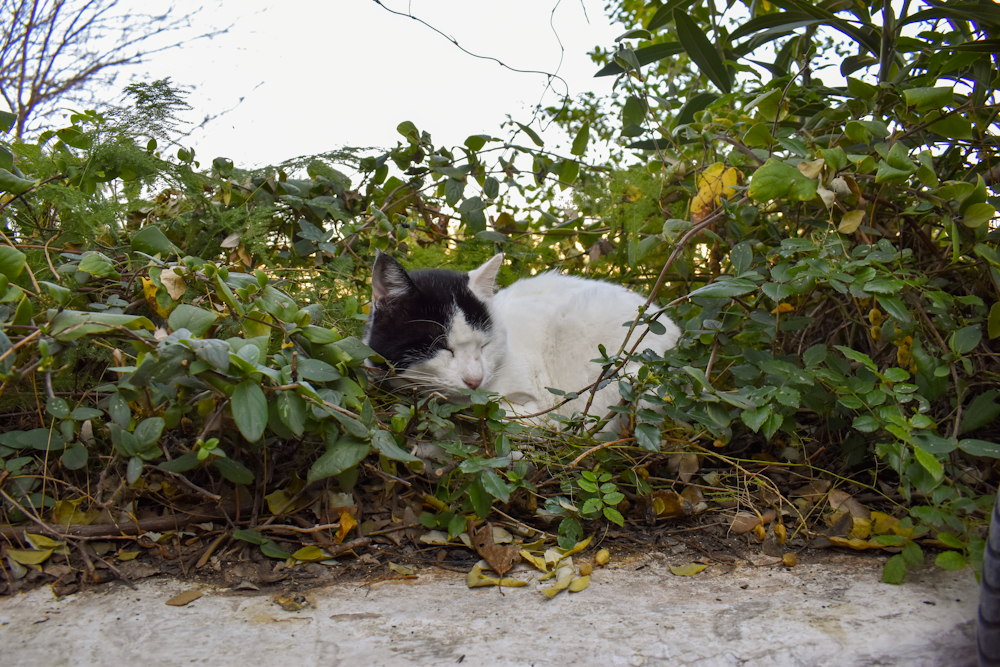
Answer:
363 253 680 423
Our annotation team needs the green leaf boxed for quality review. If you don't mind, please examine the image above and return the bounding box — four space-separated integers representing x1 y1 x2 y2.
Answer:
741 406 770 432
168 305 220 337
480 469 512 503
212 456 254 484
77 252 119 278
902 540 924 568
881 553 907 584
961 203 995 228
297 358 340 382
990 303 1000 340
276 390 307 436
876 296 911 322
0 110 16 133
233 528 265 545
49 310 155 341
0 246 27 280
903 87 954 110
834 345 878 371
126 456 144 485
260 539 291 559
950 325 981 355
159 451 201 473
308 436 370 482
46 397 69 419
634 423 661 451
913 445 944 482
958 439 1000 458
0 168 34 195
603 506 625 526
646 0 693 30
130 226 179 257
961 391 1000 434
673 10 731 94
61 444 88 471
371 429 419 463
596 42 684 77
571 122 590 157
134 417 165 448
935 550 967 571
516 122 543 147
686 278 758 299
748 158 817 203
853 415 881 433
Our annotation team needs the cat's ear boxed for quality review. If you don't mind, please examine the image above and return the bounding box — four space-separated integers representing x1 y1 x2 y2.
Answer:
372 252 416 306
467 253 503 302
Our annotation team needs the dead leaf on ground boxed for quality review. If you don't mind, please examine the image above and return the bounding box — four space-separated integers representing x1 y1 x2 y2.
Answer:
541 564 575 598
166 589 203 606
730 509 776 534
828 536 880 551
792 479 832 502
274 593 309 611
335 510 357 544
388 562 414 576
568 575 590 592
419 530 450 545
651 490 694 518
468 519 521 580
670 563 708 576
466 560 527 589
828 489 871 520
595 549 610 566
824 512 855 538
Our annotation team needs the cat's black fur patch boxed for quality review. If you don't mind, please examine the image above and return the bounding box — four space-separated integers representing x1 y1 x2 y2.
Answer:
365 261 492 370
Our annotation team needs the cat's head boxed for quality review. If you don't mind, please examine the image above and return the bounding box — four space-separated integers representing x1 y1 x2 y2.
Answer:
363 253 506 395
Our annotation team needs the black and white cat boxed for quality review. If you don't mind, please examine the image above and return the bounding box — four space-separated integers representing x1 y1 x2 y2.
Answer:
363 253 680 423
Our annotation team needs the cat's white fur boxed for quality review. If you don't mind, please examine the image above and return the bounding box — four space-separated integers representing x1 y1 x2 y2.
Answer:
403 254 681 423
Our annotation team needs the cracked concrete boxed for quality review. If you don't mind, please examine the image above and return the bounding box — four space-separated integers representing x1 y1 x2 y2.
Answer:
0 554 980 666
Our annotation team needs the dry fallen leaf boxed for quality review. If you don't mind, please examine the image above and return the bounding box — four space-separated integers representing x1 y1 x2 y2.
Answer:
568 575 590 592
335 510 357 544
828 489 871 520
595 549 610 566
828 536 879 551
159 268 186 300
166 589 203 606
388 562 414 576
669 563 708 576
466 561 527 589
468 519 521 581
651 490 694 518
541 564 575 598
792 479 832 502
730 509 776 534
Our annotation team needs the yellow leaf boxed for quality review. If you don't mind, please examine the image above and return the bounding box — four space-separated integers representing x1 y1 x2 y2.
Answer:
519 550 548 572
52 499 93 526
558 534 593 558
6 548 53 565
771 303 795 315
291 546 328 562
541 565 575 598
828 536 877 550
568 575 591 592
838 210 865 234
24 533 65 549
690 163 740 222
335 510 357 544
141 277 172 318
388 562 414 576
782 553 798 567
669 563 708 576
265 489 292 515
849 517 872 540
774 523 787 545
595 549 610 565
117 551 140 561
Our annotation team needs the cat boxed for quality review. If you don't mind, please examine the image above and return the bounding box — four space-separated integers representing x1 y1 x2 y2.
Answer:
362 252 680 425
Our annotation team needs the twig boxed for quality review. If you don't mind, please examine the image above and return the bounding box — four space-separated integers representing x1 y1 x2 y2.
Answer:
569 438 636 467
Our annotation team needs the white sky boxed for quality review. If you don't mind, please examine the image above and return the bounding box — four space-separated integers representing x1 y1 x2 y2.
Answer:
121 0 626 169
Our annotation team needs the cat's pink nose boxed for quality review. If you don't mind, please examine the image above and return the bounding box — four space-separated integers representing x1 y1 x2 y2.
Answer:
464 377 481 389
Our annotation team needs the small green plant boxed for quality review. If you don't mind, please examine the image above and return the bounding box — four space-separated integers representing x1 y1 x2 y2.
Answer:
578 470 626 526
